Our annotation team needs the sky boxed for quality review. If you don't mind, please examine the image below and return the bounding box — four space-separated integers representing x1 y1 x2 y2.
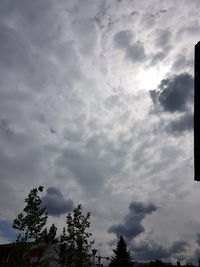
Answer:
0 0 199 264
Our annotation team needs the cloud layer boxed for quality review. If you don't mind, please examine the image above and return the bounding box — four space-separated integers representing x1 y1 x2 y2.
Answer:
0 0 198 262
108 202 157 242
42 187 74 217
150 73 193 113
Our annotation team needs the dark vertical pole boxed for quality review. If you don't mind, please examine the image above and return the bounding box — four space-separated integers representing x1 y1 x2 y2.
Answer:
194 42 200 181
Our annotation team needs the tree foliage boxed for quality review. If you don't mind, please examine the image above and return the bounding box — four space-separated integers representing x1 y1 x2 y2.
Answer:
58 204 94 267
12 186 95 267
12 185 48 243
39 223 58 245
109 236 132 267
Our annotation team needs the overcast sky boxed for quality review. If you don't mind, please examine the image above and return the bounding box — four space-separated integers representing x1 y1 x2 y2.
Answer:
0 0 199 263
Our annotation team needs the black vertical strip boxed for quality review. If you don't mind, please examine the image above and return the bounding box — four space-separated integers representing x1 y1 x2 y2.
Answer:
194 42 200 181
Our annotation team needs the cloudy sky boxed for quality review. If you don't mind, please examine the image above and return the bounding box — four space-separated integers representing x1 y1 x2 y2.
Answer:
0 0 199 263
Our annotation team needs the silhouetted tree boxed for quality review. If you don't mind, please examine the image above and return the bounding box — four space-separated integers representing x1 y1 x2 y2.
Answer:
39 223 58 244
35 224 59 267
12 186 48 266
58 204 94 267
12 187 95 267
12 185 48 243
109 236 132 267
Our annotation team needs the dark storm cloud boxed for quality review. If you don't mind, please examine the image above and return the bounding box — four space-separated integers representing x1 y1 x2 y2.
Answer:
167 113 193 134
42 187 74 217
113 30 133 49
108 202 157 242
150 73 194 113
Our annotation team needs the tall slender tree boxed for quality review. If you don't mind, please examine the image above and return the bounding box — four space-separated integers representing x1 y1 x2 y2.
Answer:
58 204 94 267
12 185 48 242
109 236 133 267
12 186 48 266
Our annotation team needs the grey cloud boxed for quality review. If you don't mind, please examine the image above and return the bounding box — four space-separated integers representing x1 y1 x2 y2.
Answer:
8 0 64 51
108 200 189 261
63 128 84 142
0 0 198 256
189 248 200 265
113 30 133 49
113 30 145 64
169 240 189 254
0 118 13 137
154 29 172 48
0 0 88 201
196 233 200 246
42 187 74 217
56 133 127 194
0 24 29 72
107 239 116 247
108 223 144 243
132 242 170 261
172 54 190 71
177 22 200 39
72 19 97 55
141 13 156 28
108 201 157 242
188 234 200 264
167 113 193 134
104 94 125 109
56 147 105 193
183 233 200 265
150 51 167 66
159 10 168 13
126 42 146 63
150 73 194 113
0 0 84 93
0 143 46 182
129 202 157 214
131 240 189 262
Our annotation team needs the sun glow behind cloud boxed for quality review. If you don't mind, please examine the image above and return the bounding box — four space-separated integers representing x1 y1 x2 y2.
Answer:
140 64 171 91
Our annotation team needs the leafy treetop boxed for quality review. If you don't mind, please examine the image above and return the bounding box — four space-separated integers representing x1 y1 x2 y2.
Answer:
12 186 48 242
